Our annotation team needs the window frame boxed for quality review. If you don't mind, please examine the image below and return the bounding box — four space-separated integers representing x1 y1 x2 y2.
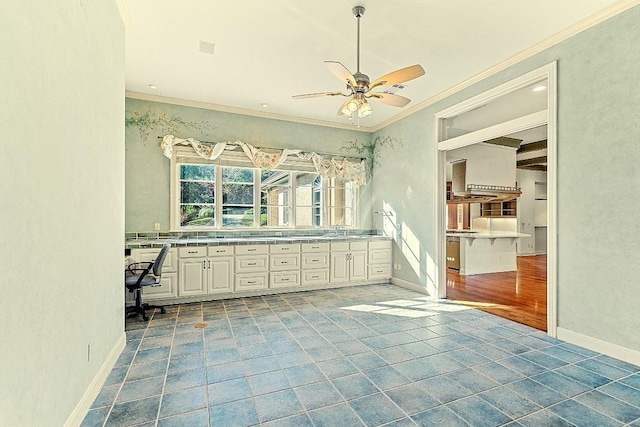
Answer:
170 146 358 230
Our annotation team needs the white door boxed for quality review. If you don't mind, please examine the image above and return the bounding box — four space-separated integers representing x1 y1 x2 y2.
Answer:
179 258 207 296
350 251 368 282
330 251 349 283
208 257 233 294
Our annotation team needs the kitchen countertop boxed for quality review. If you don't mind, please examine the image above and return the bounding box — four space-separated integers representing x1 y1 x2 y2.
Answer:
445 230 530 238
125 234 392 249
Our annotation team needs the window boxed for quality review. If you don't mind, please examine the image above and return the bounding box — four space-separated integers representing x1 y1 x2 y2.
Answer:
179 164 216 227
295 172 321 227
222 167 255 227
327 178 355 227
171 148 358 230
261 170 292 227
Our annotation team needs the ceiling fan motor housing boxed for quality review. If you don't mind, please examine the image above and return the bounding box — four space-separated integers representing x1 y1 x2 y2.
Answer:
353 71 370 92
352 6 365 18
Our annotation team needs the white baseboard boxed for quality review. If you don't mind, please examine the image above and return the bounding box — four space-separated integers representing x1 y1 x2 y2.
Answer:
64 332 127 427
556 327 640 367
391 277 430 295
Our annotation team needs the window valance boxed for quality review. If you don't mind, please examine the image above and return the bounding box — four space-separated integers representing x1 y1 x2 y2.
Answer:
161 135 366 185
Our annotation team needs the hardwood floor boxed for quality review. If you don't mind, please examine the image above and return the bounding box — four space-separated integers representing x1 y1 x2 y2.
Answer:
446 255 547 331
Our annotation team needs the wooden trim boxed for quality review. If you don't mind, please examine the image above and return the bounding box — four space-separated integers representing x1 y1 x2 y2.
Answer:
126 91 372 133
557 327 640 367
371 0 640 132
64 333 126 427
391 277 431 296
517 156 548 167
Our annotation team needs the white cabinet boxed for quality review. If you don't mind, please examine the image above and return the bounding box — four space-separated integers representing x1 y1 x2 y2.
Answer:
330 241 367 284
130 247 178 300
207 247 234 294
235 245 269 291
269 244 301 289
367 240 392 280
301 242 329 286
178 246 234 297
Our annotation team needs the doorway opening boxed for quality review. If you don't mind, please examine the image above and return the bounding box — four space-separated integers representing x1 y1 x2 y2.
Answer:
444 125 548 331
433 62 557 336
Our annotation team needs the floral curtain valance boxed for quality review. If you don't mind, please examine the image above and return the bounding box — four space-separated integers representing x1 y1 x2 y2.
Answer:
161 135 367 185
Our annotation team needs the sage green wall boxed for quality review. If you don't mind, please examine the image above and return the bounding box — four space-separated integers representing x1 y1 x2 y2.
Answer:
0 2 125 425
125 98 372 232
373 6 640 352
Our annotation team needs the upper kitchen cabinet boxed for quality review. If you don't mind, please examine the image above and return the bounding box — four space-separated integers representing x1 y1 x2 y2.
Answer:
447 142 519 199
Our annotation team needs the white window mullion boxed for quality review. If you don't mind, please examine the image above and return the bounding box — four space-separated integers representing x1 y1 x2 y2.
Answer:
290 171 296 228
253 170 260 228
215 166 223 230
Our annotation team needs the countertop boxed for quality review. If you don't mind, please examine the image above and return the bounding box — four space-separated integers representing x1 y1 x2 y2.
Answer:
445 230 530 238
125 234 392 249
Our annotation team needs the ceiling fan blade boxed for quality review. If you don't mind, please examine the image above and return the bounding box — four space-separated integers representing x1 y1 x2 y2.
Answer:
368 64 425 91
325 61 356 87
336 97 353 116
368 92 412 108
292 91 347 99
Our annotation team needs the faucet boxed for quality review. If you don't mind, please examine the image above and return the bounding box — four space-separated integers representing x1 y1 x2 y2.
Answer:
335 225 347 236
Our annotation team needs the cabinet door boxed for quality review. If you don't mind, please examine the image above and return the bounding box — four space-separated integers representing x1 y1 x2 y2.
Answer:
208 257 233 294
143 272 178 300
350 251 368 282
330 251 349 283
178 258 207 297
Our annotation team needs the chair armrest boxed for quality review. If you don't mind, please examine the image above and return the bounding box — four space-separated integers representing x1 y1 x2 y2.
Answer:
127 261 153 275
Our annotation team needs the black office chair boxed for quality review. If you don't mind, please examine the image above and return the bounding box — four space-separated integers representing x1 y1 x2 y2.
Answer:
125 243 171 321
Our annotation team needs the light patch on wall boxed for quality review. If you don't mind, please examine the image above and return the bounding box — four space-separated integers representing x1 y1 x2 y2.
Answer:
382 201 398 240
425 251 438 297
401 222 421 276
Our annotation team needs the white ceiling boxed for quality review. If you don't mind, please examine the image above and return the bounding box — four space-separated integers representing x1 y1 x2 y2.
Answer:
124 0 622 131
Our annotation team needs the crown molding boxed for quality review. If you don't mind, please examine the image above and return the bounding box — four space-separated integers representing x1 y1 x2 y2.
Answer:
370 0 640 133
125 91 372 133
115 0 134 28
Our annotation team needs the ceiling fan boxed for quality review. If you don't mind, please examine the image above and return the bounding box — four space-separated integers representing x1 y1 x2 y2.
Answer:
292 5 425 119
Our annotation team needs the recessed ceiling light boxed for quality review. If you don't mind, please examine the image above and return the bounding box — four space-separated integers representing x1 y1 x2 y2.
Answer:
532 85 547 92
148 84 158 89
261 103 269 108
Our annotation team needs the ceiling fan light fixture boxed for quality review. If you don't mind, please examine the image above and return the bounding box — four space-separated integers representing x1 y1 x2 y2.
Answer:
346 99 360 112
358 101 372 117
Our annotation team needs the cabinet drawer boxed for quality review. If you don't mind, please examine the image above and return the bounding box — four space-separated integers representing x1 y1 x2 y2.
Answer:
235 245 269 255
368 249 392 264
178 246 207 258
235 255 269 273
330 242 349 251
142 272 177 300
301 269 329 286
270 271 300 288
270 244 300 254
302 242 330 253
235 273 269 291
368 264 392 280
132 248 178 273
350 241 368 251
368 240 392 250
208 246 234 257
301 253 329 269
270 254 301 271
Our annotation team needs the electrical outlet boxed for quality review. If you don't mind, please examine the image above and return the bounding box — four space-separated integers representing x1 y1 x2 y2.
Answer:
394 263 401 270
154 223 160 231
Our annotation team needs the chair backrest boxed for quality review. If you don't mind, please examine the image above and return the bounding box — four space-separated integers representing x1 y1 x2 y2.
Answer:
152 243 171 277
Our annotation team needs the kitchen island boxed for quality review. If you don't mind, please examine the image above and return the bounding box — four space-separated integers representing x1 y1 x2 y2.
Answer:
446 230 529 275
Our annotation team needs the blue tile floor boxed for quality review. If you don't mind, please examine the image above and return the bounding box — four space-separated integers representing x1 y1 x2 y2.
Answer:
82 284 640 427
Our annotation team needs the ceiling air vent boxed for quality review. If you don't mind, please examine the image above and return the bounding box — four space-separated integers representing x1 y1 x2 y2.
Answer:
199 40 216 55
